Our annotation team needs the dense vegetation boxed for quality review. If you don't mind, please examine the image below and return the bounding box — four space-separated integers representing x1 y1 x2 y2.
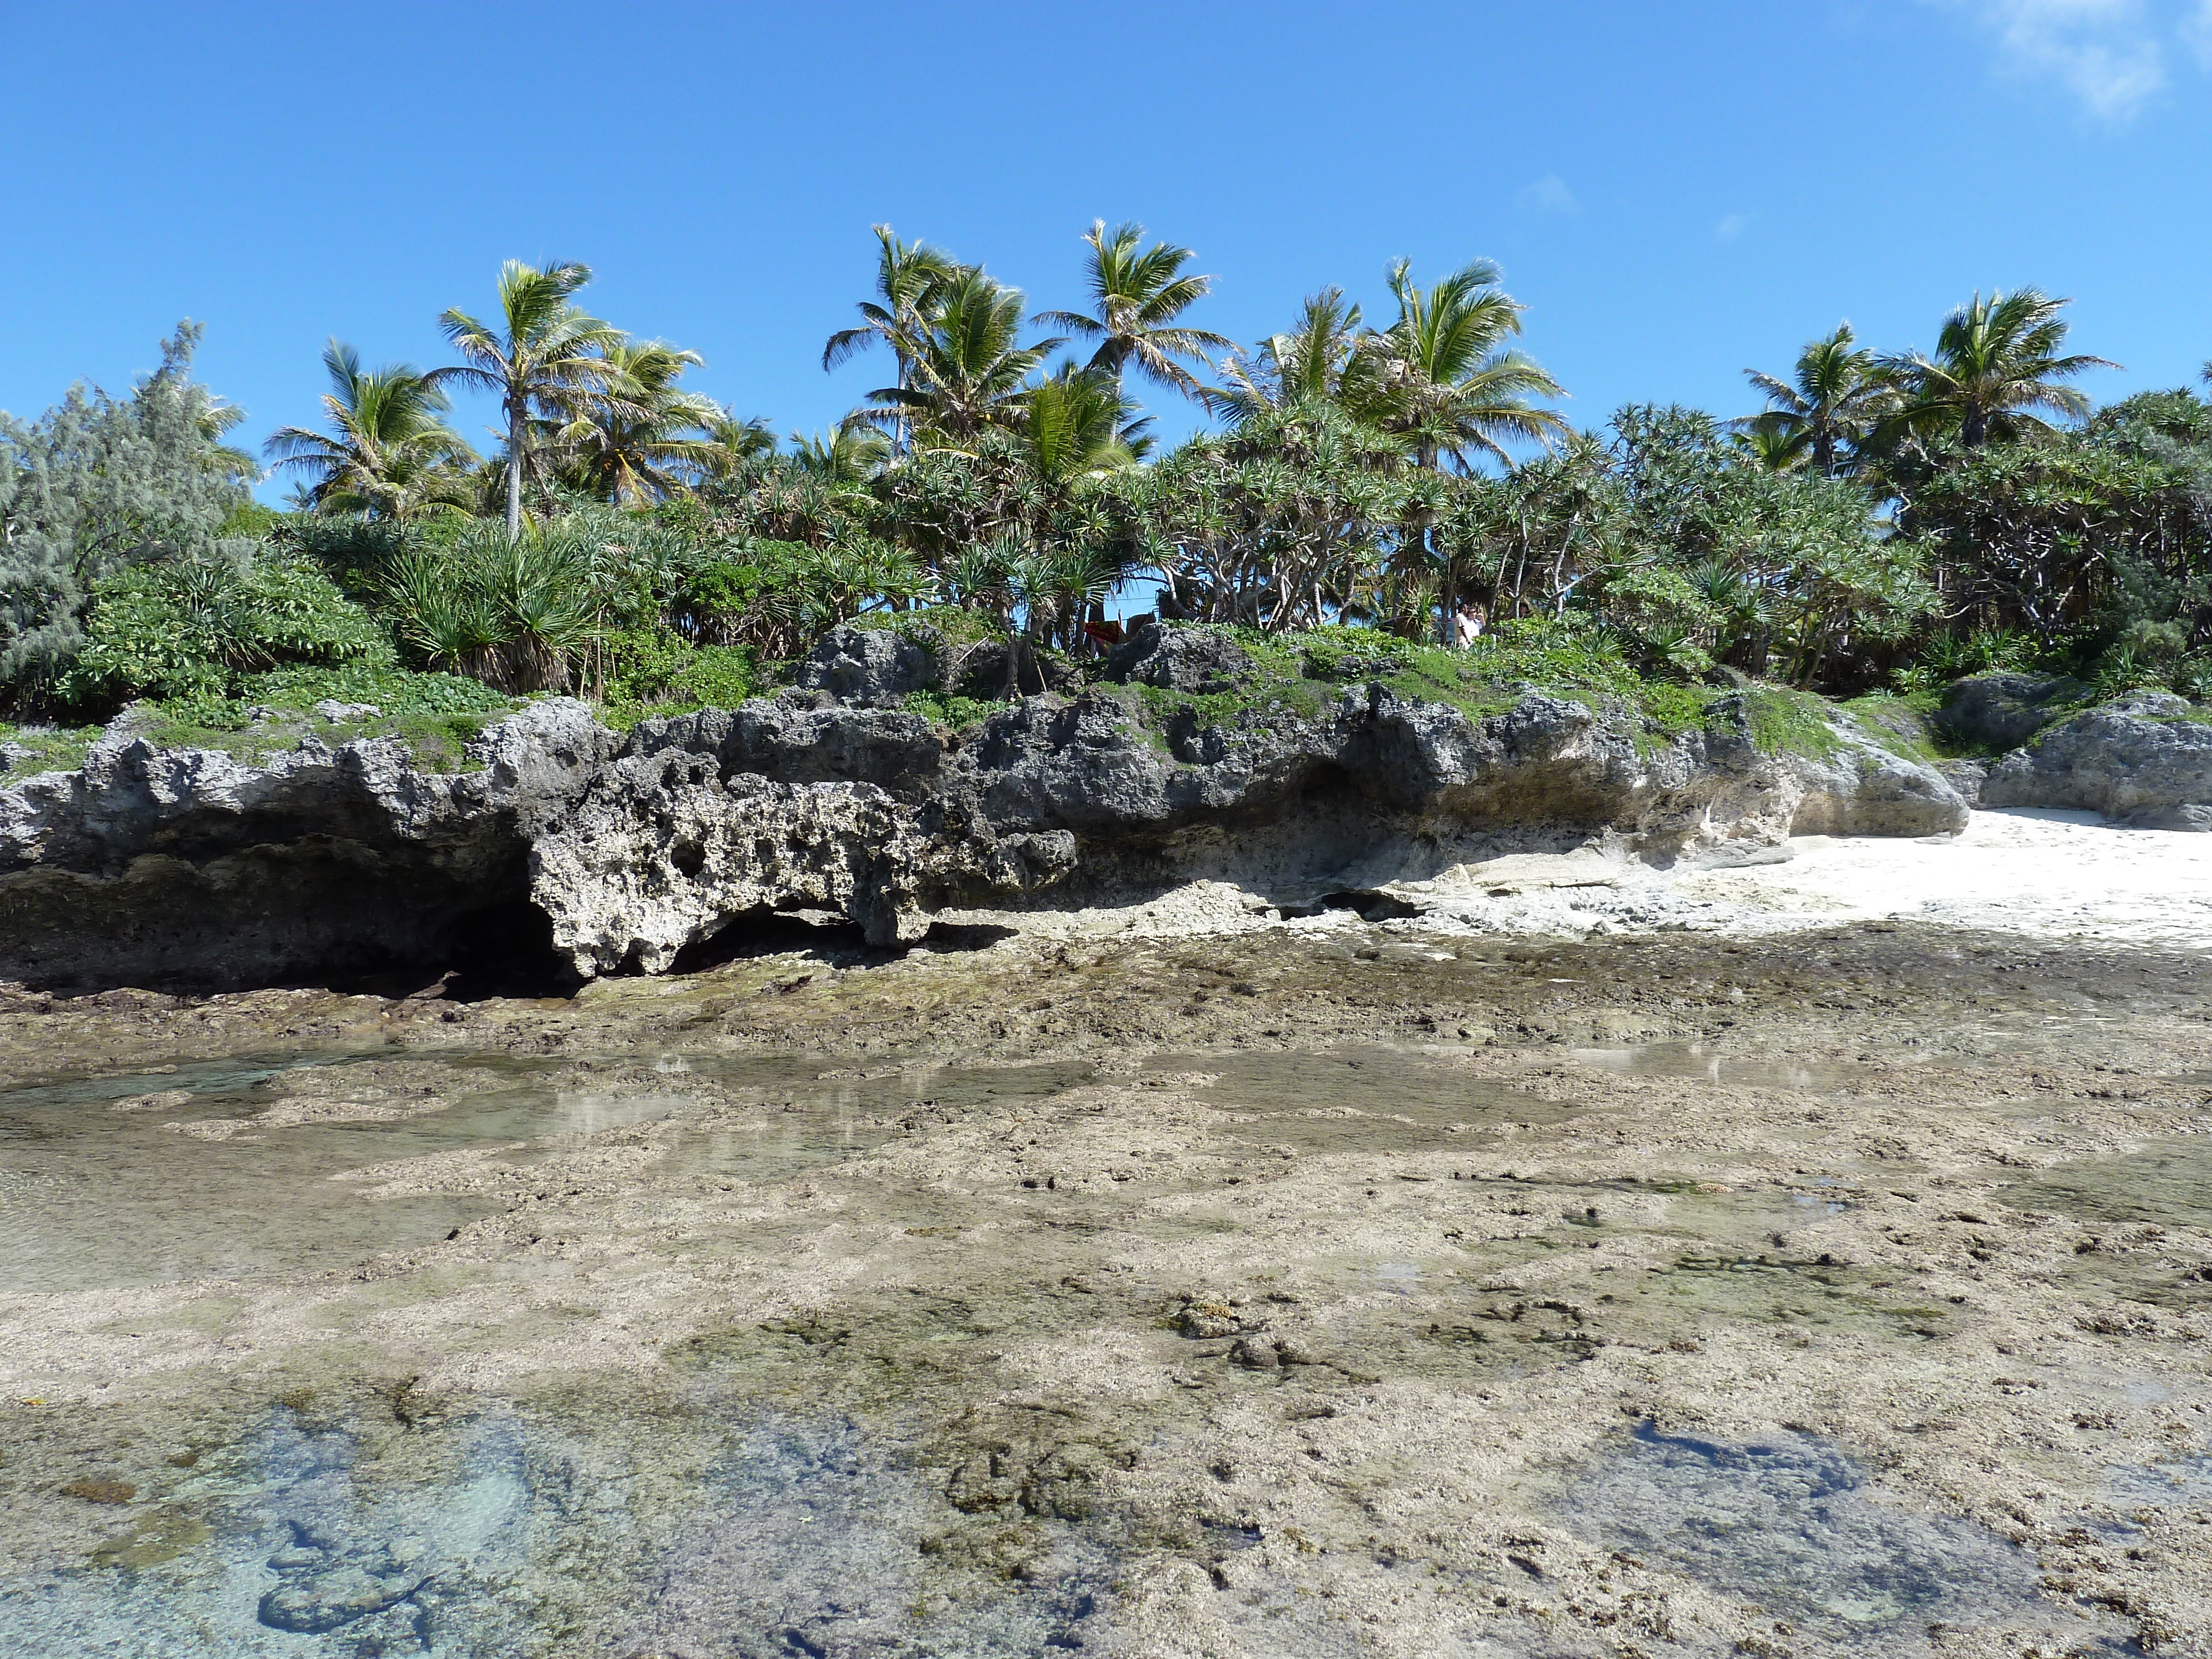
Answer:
4 228 2210 764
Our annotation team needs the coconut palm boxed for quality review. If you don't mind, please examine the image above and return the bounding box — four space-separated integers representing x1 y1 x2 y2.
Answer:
1887 289 2115 449
1020 366 1147 494
1203 289 1366 426
1348 260 1564 639
1034 221 1232 401
438 260 625 540
857 269 1061 446
823 226 968 453
1739 324 1895 478
692 409 779 483
791 422 892 483
1353 259 1566 473
562 340 719 507
263 340 477 519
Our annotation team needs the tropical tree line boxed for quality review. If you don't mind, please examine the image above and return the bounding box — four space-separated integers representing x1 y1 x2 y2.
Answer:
6 227 2211 727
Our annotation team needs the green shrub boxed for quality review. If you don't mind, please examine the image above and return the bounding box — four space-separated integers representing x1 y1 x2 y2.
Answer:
60 550 391 713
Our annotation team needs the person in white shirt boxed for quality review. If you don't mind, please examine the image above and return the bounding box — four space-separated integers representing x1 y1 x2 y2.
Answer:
1452 600 1486 648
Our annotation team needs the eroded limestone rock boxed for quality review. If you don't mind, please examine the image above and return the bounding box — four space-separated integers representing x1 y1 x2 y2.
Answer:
1 667 1969 990
1981 691 2212 829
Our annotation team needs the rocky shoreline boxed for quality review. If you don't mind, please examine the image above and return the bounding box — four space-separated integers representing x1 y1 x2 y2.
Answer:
4 625 2207 995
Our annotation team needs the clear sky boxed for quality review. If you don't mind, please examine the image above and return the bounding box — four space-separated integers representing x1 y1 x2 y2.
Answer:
4 1 2208 501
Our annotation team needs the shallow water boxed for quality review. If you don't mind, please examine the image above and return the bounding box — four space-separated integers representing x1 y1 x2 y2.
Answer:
2004 1137 2212 1230
0 1052 1103 1296
1 1389 1116 1657
1557 1423 2047 1639
2 1018 2196 1655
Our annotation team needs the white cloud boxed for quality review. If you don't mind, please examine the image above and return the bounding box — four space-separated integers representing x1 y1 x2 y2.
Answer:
2184 0 2212 64
1514 174 1578 215
1715 212 1749 242
1948 0 2177 119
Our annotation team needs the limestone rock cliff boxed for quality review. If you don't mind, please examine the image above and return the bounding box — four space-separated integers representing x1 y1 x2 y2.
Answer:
1 632 1970 990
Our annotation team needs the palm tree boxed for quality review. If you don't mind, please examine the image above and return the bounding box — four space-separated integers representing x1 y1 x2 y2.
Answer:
693 408 779 483
1739 324 1895 478
1203 288 1365 425
791 422 891 483
823 226 967 454
1887 289 2115 449
1024 367 1147 483
857 269 1061 446
264 340 477 519
1730 421 1809 473
563 339 719 507
438 260 625 540
1354 258 1566 472
1352 259 1564 640
1034 221 1232 401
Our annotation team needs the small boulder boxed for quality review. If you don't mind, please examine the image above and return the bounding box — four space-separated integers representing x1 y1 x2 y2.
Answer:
795 623 939 706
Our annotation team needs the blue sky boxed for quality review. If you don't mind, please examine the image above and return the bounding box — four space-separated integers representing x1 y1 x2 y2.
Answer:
3 1 2208 502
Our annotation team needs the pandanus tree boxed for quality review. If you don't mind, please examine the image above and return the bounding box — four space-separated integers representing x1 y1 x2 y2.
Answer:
1887 289 2114 450
1739 324 1895 478
439 260 625 541
1033 221 1231 402
263 340 477 519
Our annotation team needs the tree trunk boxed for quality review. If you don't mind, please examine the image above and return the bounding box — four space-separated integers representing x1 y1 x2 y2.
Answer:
1962 404 1987 450
506 397 524 544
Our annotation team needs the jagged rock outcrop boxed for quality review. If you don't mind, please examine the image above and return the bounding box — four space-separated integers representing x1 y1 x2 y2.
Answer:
1104 617 1255 693
1980 691 2212 830
792 624 941 707
1 635 1970 989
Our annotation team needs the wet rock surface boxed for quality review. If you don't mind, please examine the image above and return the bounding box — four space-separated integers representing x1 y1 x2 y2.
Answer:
2 916 2209 1654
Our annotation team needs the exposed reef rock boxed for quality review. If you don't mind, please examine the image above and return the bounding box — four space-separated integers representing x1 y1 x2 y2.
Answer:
1 628 1971 990
1981 691 2212 830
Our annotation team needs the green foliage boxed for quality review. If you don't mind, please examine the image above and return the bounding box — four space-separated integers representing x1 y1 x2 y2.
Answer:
1738 686 1841 758
902 689 999 731
1 325 252 706
61 549 390 713
0 722 106 776
601 627 759 714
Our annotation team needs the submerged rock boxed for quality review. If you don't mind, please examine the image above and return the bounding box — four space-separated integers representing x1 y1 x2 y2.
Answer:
1981 691 2212 829
0 660 1969 990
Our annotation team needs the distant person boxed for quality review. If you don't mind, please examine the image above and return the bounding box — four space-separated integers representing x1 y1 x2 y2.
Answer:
1452 600 1486 648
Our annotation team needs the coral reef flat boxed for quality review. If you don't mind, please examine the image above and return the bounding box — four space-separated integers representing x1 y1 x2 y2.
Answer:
3 854 2208 1656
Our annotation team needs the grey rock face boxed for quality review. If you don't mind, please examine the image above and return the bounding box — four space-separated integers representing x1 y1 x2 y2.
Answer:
0 666 1970 990
1981 692 2212 829
793 623 940 706
1103 619 1255 693
1937 672 2084 753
